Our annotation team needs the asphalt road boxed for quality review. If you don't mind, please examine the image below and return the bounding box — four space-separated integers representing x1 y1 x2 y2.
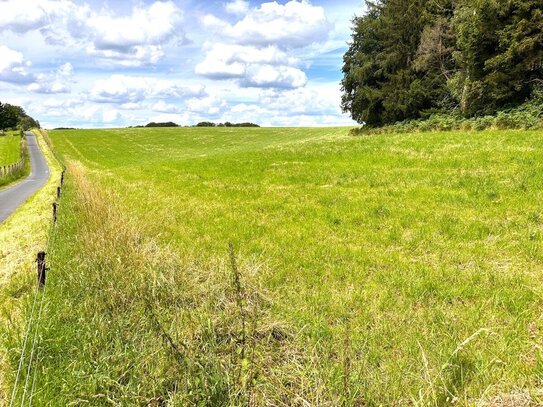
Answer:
0 131 50 224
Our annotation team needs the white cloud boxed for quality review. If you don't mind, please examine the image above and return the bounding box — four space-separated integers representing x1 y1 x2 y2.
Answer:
89 74 205 103
27 80 69 94
27 62 74 94
225 0 250 15
0 0 83 33
86 44 164 67
119 102 144 111
0 1 185 66
57 62 73 77
0 46 24 72
152 101 181 113
196 43 297 78
241 65 307 89
216 0 331 48
195 43 302 88
196 1 330 89
217 84 356 127
87 1 185 65
103 109 121 123
88 2 181 49
186 96 226 115
259 86 342 115
0 45 35 84
40 98 78 109
0 0 90 45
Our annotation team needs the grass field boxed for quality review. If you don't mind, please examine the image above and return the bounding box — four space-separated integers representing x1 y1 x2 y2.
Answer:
7 127 543 405
0 136 20 166
0 134 29 189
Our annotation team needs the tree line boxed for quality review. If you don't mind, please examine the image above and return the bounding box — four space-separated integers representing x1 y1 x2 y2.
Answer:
0 102 40 132
341 0 543 126
129 122 261 128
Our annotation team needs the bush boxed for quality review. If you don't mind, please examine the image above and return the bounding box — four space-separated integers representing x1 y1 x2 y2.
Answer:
351 99 543 135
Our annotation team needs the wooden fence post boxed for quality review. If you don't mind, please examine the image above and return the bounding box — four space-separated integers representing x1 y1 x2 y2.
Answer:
52 202 58 224
36 252 47 288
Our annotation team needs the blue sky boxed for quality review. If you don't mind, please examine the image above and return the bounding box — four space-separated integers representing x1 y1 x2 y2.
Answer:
0 0 364 128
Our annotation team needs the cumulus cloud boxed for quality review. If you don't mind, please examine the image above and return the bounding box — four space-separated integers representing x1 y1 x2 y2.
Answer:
196 1 330 89
27 62 74 94
86 45 164 67
152 101 182 113
103 109 121 123
225 0 250 15
119 102 144 111
28 80 69 94
186 96 227 115
89 74 205 104
0 0 90 45
0 1 185 66
195 43 305 87
217 84 355 126
208 0 330 48
241 65 306 89
0 45 35 84
259 86 342 115
86 1 185 65
196 43 298 78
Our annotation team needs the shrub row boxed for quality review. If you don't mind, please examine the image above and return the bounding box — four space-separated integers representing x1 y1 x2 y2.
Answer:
352 99 543 135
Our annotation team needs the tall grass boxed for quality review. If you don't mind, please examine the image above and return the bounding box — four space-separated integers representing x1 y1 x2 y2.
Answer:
8 162 358 405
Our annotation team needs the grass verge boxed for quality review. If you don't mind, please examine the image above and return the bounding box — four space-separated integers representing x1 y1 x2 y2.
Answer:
0 129 62 405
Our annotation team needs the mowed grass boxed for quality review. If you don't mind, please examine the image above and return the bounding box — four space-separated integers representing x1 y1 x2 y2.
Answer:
0 136 20 166
11 127 543 405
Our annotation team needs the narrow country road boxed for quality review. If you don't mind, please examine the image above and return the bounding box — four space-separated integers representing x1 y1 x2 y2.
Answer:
0 131 50 224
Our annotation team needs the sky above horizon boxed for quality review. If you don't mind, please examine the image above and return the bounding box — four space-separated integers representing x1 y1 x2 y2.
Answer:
0 0 364 128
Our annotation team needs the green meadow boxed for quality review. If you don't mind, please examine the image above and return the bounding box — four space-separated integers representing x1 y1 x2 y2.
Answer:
8 127 543 405
0 136 19 166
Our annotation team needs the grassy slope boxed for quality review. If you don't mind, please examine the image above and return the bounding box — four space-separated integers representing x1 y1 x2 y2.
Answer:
17 127 543 405
0 136 19 166
0 130 61 405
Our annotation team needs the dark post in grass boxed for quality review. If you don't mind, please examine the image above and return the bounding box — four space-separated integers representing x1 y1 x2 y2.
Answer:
37 251 47 288
52 202 58 224
61 170 65 186
57 186 61 198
